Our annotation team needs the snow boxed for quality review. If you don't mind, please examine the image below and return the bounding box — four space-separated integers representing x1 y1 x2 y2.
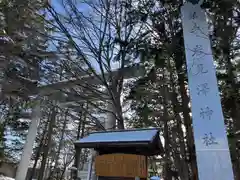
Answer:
17 75 38 83
150 176 161 180
77 128 159 143
235 130 240 135
0 175 15 180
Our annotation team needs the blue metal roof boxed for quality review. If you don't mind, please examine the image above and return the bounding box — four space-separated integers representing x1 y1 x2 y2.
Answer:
76 128 159 144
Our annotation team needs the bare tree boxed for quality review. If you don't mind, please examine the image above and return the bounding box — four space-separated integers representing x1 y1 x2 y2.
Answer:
46 0 146 129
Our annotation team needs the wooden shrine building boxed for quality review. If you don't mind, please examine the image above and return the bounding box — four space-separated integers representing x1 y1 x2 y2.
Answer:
75 128 163 180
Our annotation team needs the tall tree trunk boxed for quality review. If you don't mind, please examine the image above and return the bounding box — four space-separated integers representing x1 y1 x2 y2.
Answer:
171 92 190 180
29 121 48 180
38 107 56 180
219 11 240 179
161 71 173 180
73 105 86 180
168 58 190 180
0 122 6 159
167 7 198 178
76 118 86 169
47 110 68 180
162 109 172 180
178 71 198 180
225 50 240 180
115 90 124 130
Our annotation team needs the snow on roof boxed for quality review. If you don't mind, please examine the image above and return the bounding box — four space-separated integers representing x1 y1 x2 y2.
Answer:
76 128 159 144
150 176 161 180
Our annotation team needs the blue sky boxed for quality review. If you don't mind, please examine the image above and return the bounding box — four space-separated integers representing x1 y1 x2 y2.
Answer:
51 0 90 14
47 0 122 77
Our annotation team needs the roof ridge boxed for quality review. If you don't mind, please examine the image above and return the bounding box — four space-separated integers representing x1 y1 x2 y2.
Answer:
90 128 159 134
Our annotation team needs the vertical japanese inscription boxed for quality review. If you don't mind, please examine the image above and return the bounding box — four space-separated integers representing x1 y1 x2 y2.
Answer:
200 107 213 120
187 8 216 148
189 11 200 36
187 44 208 77
202 133 218 146
190 22 202 35
191 45 204 58
197 83 210 96
188 63 208 76
188 10 207 38
182 3 234 179
189 11 198 20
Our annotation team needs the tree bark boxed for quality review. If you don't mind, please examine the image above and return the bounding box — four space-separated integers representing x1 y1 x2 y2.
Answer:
178 71 198 180
47 110 68 180
0 122 6 159
73 105 86 179
161 71 172 180
38 106 56 180
225 50 240 180
29 121 48 180
220 12 240 179
168 58 190 180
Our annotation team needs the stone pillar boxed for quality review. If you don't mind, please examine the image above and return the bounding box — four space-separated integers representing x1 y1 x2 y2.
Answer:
181 1 234 179
15 101 41 180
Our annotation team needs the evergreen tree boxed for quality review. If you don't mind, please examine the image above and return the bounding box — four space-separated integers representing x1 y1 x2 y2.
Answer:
0 0 53 161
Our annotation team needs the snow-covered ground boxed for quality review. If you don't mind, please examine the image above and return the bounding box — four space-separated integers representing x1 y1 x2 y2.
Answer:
0 175 14 180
